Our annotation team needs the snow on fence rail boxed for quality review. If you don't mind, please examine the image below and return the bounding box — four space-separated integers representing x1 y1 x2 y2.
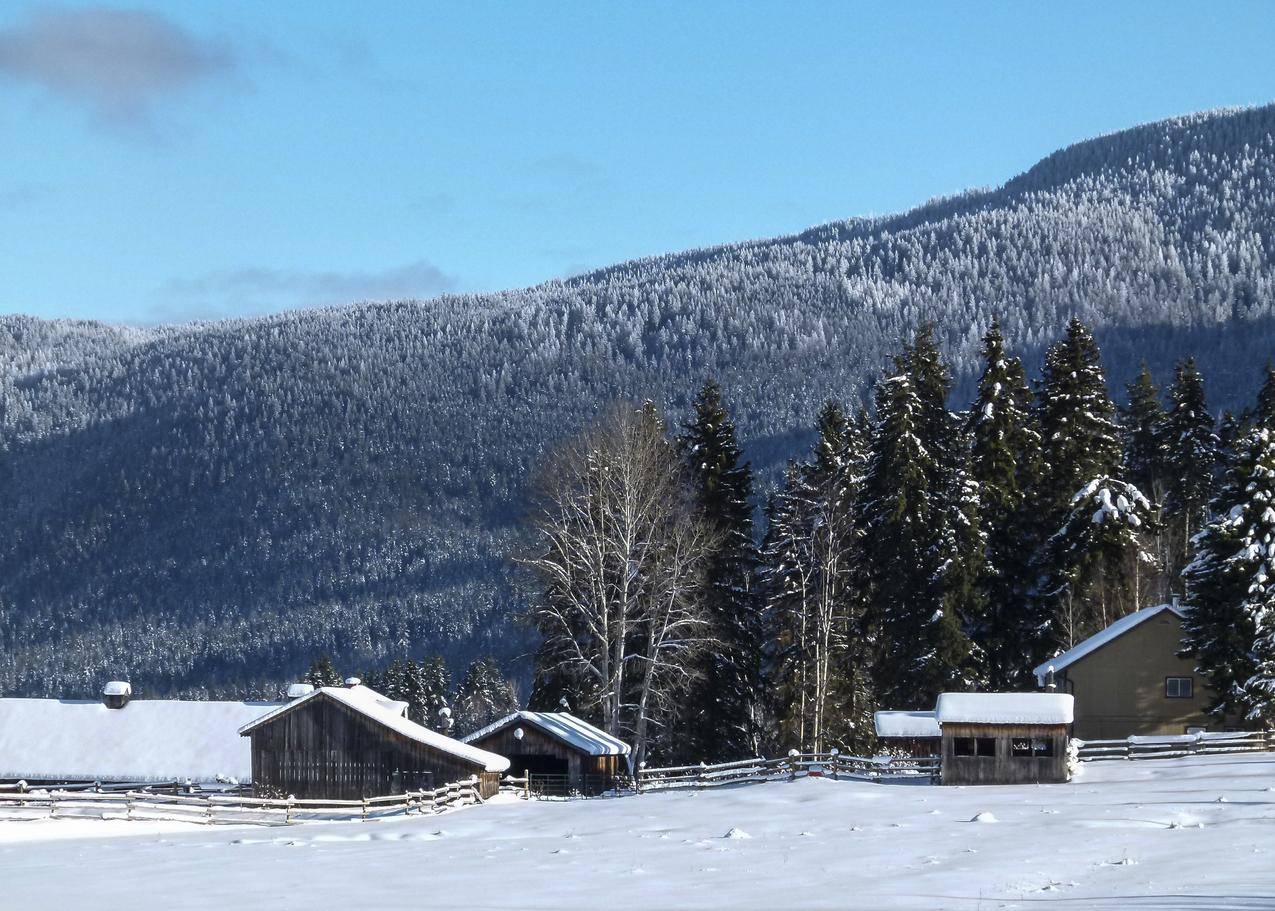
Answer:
637 752 939 791
0 775 513 826
1076 730 1275 761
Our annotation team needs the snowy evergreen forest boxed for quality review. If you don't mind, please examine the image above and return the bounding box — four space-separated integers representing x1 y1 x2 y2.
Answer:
517 321 1275 765
4 103 1275 700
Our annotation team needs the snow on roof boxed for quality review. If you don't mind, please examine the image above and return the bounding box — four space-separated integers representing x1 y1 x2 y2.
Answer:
0 697 281 783
935 692 1074 726
238 685 510 773
1031 603 1186 684
461 711 631 756
873 710 940 738
102 681 131 696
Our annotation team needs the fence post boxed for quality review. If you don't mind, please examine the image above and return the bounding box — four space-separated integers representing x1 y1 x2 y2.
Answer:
829 748 840 780
787 749 799 781
362 797 369 821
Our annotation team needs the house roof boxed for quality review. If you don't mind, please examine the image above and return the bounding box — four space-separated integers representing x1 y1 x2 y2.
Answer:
935 692 1074 726
0 697 281 783
237 685 509 773
1031 602 1186 685
461 711 631 756
873 710 940 739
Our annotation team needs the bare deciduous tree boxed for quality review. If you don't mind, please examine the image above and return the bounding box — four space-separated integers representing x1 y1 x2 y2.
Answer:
520 402 717 767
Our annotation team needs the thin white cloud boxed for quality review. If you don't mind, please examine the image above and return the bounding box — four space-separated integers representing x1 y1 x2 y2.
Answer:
0 6 235 125
156 259 459 322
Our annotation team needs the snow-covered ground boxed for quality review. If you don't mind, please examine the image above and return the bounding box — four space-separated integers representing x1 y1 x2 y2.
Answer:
2 753 1273 910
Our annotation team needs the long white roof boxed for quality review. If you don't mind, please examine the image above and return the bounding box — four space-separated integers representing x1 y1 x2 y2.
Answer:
0 697 280 783
1032 603 1186 685
935 692 1074 726
874 710 940 738
238 685 509 773
461 711 630 756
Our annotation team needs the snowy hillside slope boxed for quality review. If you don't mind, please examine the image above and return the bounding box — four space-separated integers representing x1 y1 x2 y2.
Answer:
2 753 1273 910
5 103 1275 696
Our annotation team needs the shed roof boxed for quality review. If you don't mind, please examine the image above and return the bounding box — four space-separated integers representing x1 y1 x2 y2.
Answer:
1031 602 1186 685
0 697 281 783
873 710 940 739
461 711 630 756
237 685 509 772
935 692 1074 726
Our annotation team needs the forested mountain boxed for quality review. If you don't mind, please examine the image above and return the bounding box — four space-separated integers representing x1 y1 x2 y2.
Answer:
3 103 1275 699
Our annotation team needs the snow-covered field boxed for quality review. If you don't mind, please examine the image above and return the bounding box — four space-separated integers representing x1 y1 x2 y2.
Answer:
2 753 1273 910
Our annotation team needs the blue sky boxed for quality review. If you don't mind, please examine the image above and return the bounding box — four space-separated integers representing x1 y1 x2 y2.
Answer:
2 2 1274 324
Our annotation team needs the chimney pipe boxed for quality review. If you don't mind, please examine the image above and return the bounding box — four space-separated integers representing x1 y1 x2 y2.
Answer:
1044 666 1057 693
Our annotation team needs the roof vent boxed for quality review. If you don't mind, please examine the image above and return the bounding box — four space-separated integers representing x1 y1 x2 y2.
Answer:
102 681 132 709
343 676 361 688
286 683 315 699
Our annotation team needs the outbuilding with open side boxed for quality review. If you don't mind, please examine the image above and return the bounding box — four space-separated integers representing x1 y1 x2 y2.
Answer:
461 711 629 795
935 692 1074 786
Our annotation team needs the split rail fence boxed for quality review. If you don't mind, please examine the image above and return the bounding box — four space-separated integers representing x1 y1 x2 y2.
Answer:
637 752 939 791
1075 729 1275 761
0 774 530 826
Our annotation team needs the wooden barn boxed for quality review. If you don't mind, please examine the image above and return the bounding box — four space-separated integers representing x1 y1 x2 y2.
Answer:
873 710 940 757
238 681 509 800
461 711 630 796
935 692 1073 786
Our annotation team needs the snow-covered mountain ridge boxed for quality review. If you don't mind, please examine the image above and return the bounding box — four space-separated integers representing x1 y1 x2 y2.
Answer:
4 102 1275 697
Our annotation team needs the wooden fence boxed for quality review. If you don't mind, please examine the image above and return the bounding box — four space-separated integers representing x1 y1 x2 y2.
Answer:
1075 729 1275 761
0 775 507 826
637 752 939 791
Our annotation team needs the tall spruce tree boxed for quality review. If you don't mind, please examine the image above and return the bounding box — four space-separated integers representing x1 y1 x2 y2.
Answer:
1120 363 1168 504
1034 319 1137 648
1181 428 1275 723
677 380 762 760
1161 358 1218 578
858 361 970 710
967 321 1043 688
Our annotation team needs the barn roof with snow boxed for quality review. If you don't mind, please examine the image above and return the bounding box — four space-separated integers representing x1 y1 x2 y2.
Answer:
873 710 940 739
1031 602 1186 686
461 711 630 756
238 684 509 772
0 695 281 783
935 692 1074 726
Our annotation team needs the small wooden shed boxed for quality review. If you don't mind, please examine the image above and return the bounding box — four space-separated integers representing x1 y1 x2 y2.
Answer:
461 711 630 796
935 692 1073 786
238 683 509 800
873 710 941 757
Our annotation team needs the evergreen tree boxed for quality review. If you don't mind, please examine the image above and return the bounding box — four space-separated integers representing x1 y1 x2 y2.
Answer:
302 654 342 688
1034 319 1134 646
1120 363 1168 504
1042 477 1158 647
1161 358 1218 577
402 657 452 727
1036 319 1124 514
1253 364 1275 430
1181 428 1275 722
677 379 763 760
966 321 1044 688
453 656 519 735
858 363 970 711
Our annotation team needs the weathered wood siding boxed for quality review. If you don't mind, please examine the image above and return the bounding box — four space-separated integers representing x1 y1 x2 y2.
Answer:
250 694 494 800
940 723 1069 786
466 721 621 794
878 735 941 758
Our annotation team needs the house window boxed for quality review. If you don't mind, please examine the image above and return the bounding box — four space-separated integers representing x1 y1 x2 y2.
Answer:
975 737 996 757
953 737 975 756
1166 677 1193 699
1011 738 1031 757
